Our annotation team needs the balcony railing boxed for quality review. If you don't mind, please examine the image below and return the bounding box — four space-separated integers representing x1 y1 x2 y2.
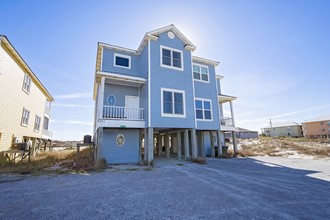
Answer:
42 129 53 138
103 105 144 121
220 117 234 127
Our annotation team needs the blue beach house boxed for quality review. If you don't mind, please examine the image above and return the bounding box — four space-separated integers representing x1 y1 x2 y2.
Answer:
93 25 237 164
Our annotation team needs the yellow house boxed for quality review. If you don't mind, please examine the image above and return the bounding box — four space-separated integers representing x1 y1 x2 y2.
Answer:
0 35 54 153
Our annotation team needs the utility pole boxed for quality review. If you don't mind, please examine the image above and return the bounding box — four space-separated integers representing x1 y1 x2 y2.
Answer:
269 118 273 137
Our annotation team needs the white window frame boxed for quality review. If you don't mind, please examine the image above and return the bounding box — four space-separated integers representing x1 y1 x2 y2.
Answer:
193 63 209 83
161 88 186 118
113 53 131 69
195 98 213 121
160 45 184 71
34 115 41 132
22 73 31 94
21 108 30 126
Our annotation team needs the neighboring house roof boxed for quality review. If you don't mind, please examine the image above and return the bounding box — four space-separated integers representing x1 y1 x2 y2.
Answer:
262 121 301 129
0 35 54 101
302 115 330 123
236 127 258 132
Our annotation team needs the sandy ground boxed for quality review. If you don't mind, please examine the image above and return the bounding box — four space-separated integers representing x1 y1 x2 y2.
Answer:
1 156 330 219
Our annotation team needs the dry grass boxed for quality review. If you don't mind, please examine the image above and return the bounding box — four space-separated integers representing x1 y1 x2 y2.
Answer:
0 148 98 175
237 137 330 158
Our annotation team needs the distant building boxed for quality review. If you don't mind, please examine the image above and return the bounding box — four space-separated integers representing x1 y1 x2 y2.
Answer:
0 35 54 153
236 127 258 139
302 115 330 139
261 122 303 138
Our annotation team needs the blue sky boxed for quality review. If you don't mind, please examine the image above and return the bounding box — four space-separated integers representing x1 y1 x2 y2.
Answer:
1 0 330 140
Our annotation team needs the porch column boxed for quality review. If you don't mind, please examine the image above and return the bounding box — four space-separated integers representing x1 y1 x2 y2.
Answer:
139 131 143 163
232 131 238 155
200 131 205 157
176 131 181 160
217 130 223 157
184 129 190 160
210 131 215 157
147 128 154 165
157 133 161 156
97 127 103 161
165 133 170 158
144 128 148 162
191 129 197 158
229 101 235 127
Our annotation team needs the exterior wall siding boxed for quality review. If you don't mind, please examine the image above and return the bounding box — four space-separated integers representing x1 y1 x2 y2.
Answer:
102 48 139 77
302 121 330 137
194 62 220 130
102 128 139 164
262 125 303 137
0 43 49 151
149 32 195 128
103 83 138 106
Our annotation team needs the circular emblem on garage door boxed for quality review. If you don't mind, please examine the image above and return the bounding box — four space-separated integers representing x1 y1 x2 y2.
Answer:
116 134 125 147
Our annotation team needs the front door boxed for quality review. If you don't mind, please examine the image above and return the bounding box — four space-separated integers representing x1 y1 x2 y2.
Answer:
125 96 139 120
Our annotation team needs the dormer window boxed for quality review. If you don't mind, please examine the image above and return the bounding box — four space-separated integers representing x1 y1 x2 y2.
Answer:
160 46 183 71
114 53 131 69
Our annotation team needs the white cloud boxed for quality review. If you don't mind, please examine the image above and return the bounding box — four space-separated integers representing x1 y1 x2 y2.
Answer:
54 92 92 99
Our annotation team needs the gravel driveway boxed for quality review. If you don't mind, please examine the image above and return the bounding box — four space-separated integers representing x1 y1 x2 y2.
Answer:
1 157 330 219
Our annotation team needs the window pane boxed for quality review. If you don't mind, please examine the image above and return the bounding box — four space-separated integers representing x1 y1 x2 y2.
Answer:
204 110 211 119
204 101 211 110
162 57 171 66
196 110 203 119
201 66 208 74
172 51 181 59
163 48 171 57
115 56 129 67
163 102 173 114
173 59 181 68
195 100 203 109
175 103 183 114
174 93 183 103
201 74 208 81
193 65 200 73
193 72 200 80
163 91 172 102
172 51 181 68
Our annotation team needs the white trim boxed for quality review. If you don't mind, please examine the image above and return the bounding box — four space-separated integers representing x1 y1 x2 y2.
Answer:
148 39 151 127
161 88 186 118
195 98 213 121
21 108 30 127
190 51 197 128
193 63 210 83
22 73 31 94
192 56 219 66
113 53 131 69
160 45 184 71
97 71 146 83
100 46 104 71
99 42 137 55
34 115 41 132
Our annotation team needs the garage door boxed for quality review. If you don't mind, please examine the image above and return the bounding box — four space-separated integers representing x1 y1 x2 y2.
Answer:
102 129 139 164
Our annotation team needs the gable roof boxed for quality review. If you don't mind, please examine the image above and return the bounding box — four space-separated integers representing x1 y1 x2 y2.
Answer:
0 35 54 101
302 115 330 123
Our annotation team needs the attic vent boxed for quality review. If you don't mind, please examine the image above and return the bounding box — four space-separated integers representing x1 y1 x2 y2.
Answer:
167 31 175 39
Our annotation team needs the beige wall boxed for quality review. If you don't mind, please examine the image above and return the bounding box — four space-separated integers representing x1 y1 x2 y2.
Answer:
262 125 303 137
0 42 50 151
302 121 330 137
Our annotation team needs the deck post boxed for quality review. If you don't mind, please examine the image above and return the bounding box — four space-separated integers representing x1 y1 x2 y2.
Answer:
210 131 215 157
184 129 190 160
157 133 161 156
176 131 181 160
217 130 223 157
144 128 148 162
191 129 197 158
147 128 154 165
165 133 170 158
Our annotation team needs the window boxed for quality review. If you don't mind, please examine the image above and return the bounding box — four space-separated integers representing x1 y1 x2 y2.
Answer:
195 99 212 120
320 122 324 125
107 95 116 106
114 53 131 69
44 116 49 130
116 134 125 147
22 74 31 93
34 115 41 132
160 46 183 70
328 121 330 126
161 88 185 117
21 108 30 126
193 64 209 82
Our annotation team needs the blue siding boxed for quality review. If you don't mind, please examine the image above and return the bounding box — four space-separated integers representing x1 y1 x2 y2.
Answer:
217 78 221 95
138 46 148 78
102 129 140 164
103 84 138 106
149 32 195 128
194 62 220 130
102 48 139 76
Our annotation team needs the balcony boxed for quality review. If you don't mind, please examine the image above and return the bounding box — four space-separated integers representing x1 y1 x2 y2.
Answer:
220 117 236 131
42 129 53 139
98 105 145 128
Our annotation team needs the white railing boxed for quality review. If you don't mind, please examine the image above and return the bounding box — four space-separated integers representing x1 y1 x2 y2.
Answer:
220 117 234 126
103 105 144 120
42 129 53 138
